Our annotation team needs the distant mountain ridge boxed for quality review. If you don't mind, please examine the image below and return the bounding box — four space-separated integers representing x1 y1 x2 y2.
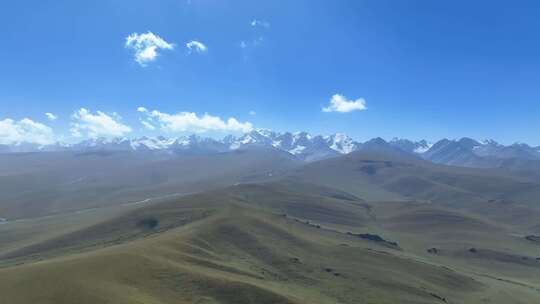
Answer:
1 129 539 166
422 137 540 168
0 130 361 162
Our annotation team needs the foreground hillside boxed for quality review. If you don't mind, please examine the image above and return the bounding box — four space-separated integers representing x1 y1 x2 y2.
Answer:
2 151 540 303
2 179 540 303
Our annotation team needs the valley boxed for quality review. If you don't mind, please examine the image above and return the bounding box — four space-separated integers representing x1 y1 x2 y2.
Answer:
1 148 540 303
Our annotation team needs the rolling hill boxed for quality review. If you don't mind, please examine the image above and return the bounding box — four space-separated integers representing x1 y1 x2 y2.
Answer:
289 150 540 227
2 150 540 303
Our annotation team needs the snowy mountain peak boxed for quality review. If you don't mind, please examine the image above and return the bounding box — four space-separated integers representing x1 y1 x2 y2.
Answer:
481 139 501 146
292 131 312 142
389 138 432 154
1 131 538 165
253 128 277 138
324 133 358 154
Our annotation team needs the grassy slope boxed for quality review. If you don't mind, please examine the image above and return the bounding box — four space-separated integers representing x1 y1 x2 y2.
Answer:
289 151 540 232
2 182 540 303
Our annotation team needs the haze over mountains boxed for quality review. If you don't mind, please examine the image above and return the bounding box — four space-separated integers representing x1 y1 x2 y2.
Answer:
2 129 539 167
2 140 540 303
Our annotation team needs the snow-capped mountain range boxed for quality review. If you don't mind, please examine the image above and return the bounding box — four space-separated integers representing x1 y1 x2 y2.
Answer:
0 130 361 162
1 129 539 167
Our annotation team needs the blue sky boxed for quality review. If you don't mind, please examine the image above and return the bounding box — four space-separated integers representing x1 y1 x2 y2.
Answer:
1 0 539 145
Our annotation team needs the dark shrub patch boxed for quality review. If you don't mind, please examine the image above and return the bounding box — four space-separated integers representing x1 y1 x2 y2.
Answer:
429 292 447 303
289 257 301 263
349 233 399 247
358 233 385 242
359 165 377 175
427 248 439 254
525 235 540 243
137 217 159 229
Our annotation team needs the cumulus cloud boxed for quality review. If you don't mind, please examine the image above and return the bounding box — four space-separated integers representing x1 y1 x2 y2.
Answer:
186 40 208 54
0 118 55 145
140 109 253 133
125 32 175 66
140 120 156 130
45 112 58 121
137 107 157 131
70 108 132 138
322 94 367 113
251 19 270 28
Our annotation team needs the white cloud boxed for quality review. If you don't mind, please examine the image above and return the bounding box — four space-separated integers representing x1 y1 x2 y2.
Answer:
0 118 55 145
137 106 148 113
70 108 132 138
322 94 367 113
45 112 58 121
140 120 156 130
125 32 175 66
141 109 253 133
249 110 256 116
251 19 270 28
186 40 208 54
